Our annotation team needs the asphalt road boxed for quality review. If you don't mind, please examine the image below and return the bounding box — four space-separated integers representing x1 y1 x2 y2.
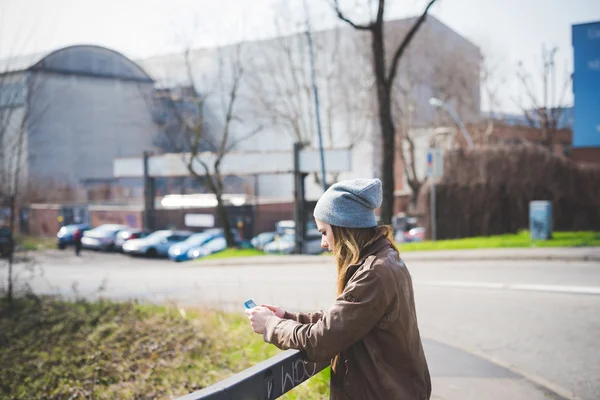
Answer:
3 249 600 399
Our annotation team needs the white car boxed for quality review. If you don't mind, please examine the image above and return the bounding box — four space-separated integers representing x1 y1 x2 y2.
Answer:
263 233 324 255
122 230 193 258
251 232 277 250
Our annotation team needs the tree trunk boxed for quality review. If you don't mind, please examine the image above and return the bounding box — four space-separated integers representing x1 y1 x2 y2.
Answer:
409 180 422 211
7 195 15 302
215 191 236 248
372 26 395 225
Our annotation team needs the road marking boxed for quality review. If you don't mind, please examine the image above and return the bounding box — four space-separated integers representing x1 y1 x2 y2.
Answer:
415 281 600 295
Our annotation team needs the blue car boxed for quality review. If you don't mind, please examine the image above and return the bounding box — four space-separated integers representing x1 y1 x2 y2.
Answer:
168 229 222 262
56 223 91 249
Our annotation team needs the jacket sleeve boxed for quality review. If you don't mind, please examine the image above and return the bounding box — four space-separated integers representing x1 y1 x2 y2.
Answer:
283 310 324 324
264 268 387 363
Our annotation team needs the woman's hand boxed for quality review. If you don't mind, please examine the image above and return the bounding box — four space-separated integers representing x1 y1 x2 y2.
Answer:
246 306 275 334
261 304 285 319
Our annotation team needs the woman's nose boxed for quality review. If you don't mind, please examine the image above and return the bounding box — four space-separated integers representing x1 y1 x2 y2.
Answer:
321 238 328 249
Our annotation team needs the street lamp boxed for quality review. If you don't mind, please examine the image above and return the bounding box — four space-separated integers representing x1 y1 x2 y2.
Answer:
429 97 474 149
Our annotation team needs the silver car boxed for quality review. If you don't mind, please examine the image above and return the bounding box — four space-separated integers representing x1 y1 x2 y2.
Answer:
81 224 129 251
122 230 193 258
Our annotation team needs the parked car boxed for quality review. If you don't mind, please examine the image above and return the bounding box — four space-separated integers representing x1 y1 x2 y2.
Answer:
404 227 425 243
81 224 129 251
274 220 318 236
275 220 295 236
0 227 14 258
168 229 222 262
56 223 92 250
263 231 323 255
394 229 405 243
188 236 227 259
114 229 152 252
250 231 277 250
123 230 193 258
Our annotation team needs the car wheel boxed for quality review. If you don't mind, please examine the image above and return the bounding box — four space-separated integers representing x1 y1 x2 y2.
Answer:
146 248 157 258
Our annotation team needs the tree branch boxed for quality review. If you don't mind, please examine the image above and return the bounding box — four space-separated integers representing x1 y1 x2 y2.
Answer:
376 0 385 24
333 0 373 31
387 0 438 87
225 125 264 154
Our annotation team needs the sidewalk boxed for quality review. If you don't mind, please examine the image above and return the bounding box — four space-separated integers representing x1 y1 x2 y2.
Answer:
425 337 573 400
195 247 600 267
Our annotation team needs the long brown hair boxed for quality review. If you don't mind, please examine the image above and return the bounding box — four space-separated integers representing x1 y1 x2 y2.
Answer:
331 225 397 295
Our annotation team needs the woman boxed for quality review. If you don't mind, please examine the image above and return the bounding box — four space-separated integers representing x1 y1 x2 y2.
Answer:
247 178 431 399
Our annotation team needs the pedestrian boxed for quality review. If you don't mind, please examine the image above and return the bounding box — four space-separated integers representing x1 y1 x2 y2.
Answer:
246 179 431 399
73 227 82 256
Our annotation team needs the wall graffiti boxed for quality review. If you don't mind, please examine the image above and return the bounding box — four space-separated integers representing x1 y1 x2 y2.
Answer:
280 359 320 393
173 350 326 400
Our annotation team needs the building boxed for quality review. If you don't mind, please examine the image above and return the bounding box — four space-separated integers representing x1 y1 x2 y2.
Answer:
0 45 157 202
138 15 481 207
0 16 480 214
572 20 600 164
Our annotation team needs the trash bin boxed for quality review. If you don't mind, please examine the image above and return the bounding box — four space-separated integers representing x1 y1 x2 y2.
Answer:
529 201 552 240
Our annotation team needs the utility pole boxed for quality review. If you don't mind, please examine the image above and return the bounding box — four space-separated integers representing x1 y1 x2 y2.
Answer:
293 142 308 254
143 151 155 230
303 0 327 192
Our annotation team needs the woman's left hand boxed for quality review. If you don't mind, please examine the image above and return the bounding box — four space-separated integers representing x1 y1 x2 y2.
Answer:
246 306 275 334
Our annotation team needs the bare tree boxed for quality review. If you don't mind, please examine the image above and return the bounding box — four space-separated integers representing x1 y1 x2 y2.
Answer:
393 86 422 210
0 71 47 301
389 28 481 210
334 0 439 224
160 45 261 247
247 11 371 188
515 45 572 150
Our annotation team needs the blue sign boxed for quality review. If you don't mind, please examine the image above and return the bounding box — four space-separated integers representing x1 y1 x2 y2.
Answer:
426 148 443 179
572 21 600 148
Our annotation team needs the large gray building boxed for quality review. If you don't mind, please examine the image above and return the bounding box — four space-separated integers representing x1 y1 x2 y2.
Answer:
139 15 481 201
0 45 156 202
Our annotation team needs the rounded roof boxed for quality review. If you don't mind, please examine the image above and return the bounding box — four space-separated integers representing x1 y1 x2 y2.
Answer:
26 45 153 82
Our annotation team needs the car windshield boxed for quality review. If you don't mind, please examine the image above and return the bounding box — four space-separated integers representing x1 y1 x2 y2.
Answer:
145 231 171 241
184 232 216 246
95 225 124 234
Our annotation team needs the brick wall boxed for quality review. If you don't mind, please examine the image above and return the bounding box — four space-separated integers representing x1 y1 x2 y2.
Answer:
28 206 62 237
90 207 143 228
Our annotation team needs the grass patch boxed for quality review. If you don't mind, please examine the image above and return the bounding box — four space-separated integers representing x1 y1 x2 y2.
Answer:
16 235 56 251
0 295 328 399
198 248 266 261
398 230 600 252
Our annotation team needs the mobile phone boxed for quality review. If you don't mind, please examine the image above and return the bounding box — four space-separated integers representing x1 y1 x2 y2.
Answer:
244 299 257 309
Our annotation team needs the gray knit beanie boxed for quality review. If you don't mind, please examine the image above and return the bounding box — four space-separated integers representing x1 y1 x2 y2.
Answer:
313 178 382 228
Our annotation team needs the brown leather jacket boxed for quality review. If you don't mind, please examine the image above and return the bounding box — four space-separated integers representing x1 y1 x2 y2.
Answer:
264 237 431 399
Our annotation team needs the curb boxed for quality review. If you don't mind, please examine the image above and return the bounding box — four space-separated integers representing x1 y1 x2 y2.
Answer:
423 335 582 400
193 250 600 267
401 254 600 263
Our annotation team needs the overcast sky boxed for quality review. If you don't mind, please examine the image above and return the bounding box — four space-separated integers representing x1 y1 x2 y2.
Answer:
1 0 599 112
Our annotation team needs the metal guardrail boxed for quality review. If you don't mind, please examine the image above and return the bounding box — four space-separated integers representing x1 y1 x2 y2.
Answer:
176 349 328 400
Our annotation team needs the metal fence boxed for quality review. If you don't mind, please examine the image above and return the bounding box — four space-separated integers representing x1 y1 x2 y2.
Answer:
176 349 328 400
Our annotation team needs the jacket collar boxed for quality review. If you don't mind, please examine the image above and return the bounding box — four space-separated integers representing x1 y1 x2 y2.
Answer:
344 236 391 284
